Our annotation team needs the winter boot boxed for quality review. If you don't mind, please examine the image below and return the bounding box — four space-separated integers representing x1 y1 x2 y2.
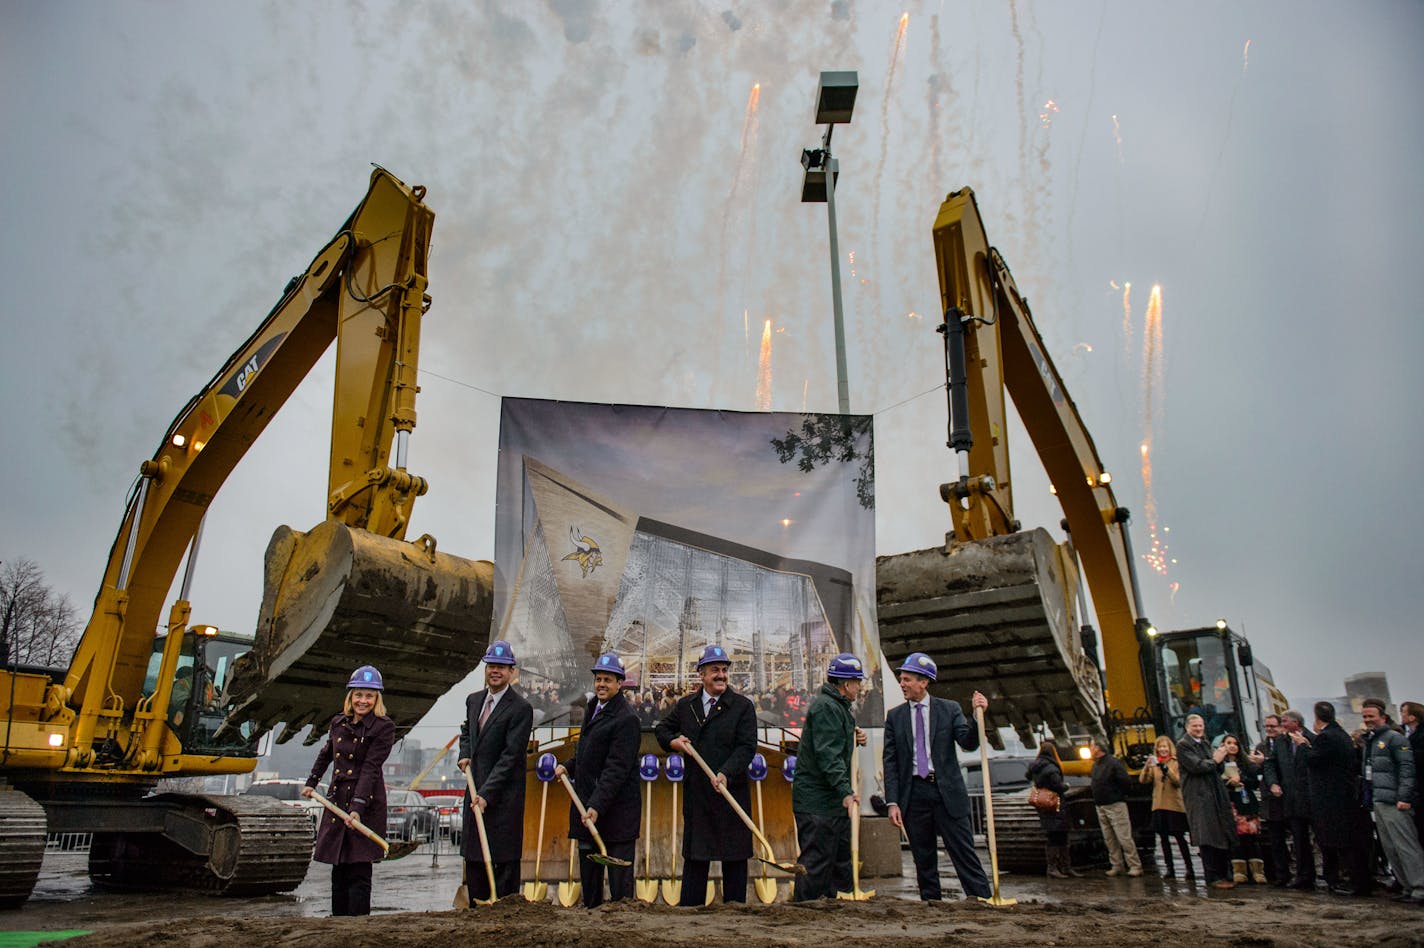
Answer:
1159 837 1176 879
1232 859 1248 884
1045 846 1068 879
1249 858 1267 884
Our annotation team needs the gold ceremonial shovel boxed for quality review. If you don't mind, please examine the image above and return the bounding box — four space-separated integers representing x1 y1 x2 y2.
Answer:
308 790 420 860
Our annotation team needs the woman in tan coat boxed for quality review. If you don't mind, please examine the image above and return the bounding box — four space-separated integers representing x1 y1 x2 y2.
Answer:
1140 735 1193 880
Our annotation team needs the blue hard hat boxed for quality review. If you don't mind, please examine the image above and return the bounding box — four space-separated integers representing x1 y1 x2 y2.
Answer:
536 752 557 782
666 753 685 782
483 640 517 666
896 652 938 682
782 755 796 782
346 665 384 691
696 644 731 669
591 653 627 678
640 753 661 781
748 753 768 781
827 652 866 680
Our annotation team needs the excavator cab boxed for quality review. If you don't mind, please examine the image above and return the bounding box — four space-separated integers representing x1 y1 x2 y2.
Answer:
144 629 259 755
1150 623 1264 749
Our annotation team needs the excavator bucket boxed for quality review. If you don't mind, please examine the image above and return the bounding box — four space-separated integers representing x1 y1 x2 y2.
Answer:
877 528 1103 747
223 520 493 743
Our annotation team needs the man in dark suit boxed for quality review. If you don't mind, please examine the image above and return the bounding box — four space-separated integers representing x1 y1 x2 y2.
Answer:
1257 713 1293 885
1307 701 1373 895
882 652 991 900
655 644 757 904
457 639 534 902
1277 708 1318 889
555 653 642 908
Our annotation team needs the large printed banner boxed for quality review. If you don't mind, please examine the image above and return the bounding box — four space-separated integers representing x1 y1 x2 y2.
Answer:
494 398 881 728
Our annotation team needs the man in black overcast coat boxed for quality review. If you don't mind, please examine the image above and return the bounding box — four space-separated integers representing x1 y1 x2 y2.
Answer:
557 653 642 908
655 644 757 904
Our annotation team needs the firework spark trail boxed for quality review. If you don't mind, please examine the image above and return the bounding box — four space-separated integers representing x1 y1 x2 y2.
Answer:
1111 114 1124 165
1120 281 1132 358
717 83 761 374
801 379 808 413
870 12 910 321
756 319 773 411
1192 42 1250 254
1065 3 1108 275
1139 285 1170 576
1242 39 1251 72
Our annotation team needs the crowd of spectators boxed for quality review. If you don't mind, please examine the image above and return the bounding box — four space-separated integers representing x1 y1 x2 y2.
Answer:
1073 699 1424 901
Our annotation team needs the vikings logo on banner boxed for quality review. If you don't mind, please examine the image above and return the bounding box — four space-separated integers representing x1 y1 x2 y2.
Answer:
494 397 881 728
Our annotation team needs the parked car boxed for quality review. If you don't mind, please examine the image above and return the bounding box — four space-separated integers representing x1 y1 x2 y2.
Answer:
244 778 324 833
386 788 438 842
424 794 464 845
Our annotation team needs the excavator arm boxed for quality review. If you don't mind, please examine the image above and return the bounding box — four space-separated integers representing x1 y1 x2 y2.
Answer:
878 187 1155 749
6 168 491 783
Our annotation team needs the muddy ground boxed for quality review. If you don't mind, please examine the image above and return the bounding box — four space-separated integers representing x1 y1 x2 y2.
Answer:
11 845 1424 947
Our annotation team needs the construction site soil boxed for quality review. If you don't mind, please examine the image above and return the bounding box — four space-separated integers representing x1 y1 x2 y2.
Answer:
60 892 1424 947
12 849 1424 948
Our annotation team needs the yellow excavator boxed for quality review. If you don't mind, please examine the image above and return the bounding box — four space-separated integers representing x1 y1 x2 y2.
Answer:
877 187 1286 869
0 168 493 905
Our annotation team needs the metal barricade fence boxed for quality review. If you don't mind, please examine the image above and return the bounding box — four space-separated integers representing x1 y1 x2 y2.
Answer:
46 832 92 853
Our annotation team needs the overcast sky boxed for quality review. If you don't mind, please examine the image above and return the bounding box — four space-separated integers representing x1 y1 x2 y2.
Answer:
3 1 1421 747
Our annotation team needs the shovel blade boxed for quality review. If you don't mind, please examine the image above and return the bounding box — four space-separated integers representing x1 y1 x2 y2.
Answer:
590 854 632 867
453 884 469 909
660 880 680 904
835 887 875 900
522 882 548 903
382 840 422 861
635 879 659 903
704 881 716 905
754 878 778 904
977 895 1018 907
556 882 582 908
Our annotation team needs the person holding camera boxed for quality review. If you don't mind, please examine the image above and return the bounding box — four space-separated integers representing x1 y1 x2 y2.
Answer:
1140 735 1192 880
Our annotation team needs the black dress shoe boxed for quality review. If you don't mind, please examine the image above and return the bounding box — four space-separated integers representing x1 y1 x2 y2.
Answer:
1288 880 1316 890
1329 886 1356 897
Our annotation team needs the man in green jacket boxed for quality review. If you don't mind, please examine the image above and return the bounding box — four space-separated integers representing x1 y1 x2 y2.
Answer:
792 652 868 900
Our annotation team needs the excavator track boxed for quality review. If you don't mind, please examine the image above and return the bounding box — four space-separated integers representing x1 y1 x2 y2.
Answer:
0 790 47 908
88 793 312 896
981 792 1156 875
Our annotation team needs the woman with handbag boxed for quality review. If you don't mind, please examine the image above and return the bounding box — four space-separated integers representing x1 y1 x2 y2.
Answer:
1219 734 1266 884
1140 735 1193 880
1026 741 1080 878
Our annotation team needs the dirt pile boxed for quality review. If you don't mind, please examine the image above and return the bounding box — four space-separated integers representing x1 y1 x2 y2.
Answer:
68 893 1424 948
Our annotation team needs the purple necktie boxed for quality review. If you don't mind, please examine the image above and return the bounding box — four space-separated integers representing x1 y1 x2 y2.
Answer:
915 702 929 779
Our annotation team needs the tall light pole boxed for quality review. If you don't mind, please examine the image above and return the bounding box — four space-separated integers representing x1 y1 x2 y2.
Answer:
801 70 858 415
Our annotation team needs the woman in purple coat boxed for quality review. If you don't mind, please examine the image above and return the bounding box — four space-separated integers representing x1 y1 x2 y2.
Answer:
302 665 396 916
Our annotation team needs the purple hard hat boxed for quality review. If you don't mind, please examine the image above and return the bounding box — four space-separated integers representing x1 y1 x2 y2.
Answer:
827 653 865 680
782 755 796 782
346 665 384 691
896 652 938 682
591 653 627 678
748 753 768 781
696 644 731 669
640 753 661 781
483 640 517 666
536 752 557 782
666 753 685 782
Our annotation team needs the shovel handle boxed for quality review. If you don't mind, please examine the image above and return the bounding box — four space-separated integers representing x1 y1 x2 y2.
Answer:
558 772 612 857
309 789 389 853
974 705 1005 902
681 744 780 864
463 764 499 898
